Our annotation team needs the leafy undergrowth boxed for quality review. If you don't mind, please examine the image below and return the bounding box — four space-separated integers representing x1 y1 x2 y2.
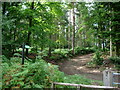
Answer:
87 51 120 70
2 57 102 88
42 47 95 63
11 47 95 65
109 56 120 70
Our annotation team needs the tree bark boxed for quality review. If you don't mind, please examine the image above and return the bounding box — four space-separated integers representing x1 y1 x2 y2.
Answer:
2 2 6 15
48 34 52 57
68 9 72 49
116 42 120 57
109 3 113 57
26 2 34 56
109 21 112 57
72 2 75 55
0 2 2 56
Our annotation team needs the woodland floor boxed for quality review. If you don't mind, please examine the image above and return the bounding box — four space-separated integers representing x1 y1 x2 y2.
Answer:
58 54 103 83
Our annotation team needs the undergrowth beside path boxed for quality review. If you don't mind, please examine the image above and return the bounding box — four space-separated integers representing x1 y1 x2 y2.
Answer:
2 56 102 88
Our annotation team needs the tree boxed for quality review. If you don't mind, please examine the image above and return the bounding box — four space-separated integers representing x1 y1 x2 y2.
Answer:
71 2 75 54
26 2 34 56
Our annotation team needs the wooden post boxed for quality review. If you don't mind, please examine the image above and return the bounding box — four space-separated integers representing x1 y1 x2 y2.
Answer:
118 74 120 88
77 85 81 90
103 69 113 86
22 43 25 65
51 83 55 90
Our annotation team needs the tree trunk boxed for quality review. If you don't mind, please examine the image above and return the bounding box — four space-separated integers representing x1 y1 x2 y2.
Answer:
26 2 34 56
2 2 6 15
109 21 112 57
109 4 113 57
72 2 75 55
66 28 69 48
48 34 52 57
97 23 102 49
0 2 2 56
68 9 72 49
116 42 120 57
102 40 105 52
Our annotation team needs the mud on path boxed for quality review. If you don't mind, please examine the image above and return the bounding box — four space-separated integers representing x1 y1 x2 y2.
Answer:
58 54 103 81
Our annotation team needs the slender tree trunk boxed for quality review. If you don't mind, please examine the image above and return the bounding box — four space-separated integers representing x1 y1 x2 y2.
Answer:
26 2 34 56
68 9 71 49
55 33 58 49
109 4 113 56
66 28 69 48
2 2 6 15
109 21 112 56
48 34 52 57
72 2 75 54
102 40 105 52
98 23 102 49
116 42 120 57
2 2 5 56
59 27 61 49
79 32 81 47
83 31 86 47
0 2 2 57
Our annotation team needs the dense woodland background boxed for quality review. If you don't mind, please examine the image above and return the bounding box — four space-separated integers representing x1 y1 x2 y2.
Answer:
1 2 120 88
2 2 120 57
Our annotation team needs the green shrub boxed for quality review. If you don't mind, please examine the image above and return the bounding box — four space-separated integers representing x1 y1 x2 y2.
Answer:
2 55 23 65
39 48 49 57
2 55 9 63
74 47 81 55
42 47 95 61
2 57 101 88
92 51 103 65
63 74 91 85
109 56 120 64
49 56 57 60
49 55 62 60
109 56 120 70
75 47 95 55
52 49 71 59
2 58 65 88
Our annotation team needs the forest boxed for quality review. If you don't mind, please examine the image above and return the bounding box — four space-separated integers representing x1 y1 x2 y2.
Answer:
1 1 120 89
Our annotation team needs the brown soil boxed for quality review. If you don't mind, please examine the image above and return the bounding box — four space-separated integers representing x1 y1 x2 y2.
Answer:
58 54 103 81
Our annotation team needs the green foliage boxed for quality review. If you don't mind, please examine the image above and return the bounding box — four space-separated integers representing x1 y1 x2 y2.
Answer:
49 55 61 60
2 2 69 57
45 49 72 61
109 56 120 70
10 57 22 64
2 55 9 63
92 51 103 65
42 47 95 61
52 49 70 58
2 56 101 88
2 59 58 88
39 48 49 57
75 47 95 55
13 53 22 57
3 2 120 88
2 2 120 59
87 60 96 68
50 47 95 61
109 56 120 64
63 74 91 85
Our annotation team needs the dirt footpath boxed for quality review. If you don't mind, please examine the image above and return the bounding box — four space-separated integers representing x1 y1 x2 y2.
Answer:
58 54 103 81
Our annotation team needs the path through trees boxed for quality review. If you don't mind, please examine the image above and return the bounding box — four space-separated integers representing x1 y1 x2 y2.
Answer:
58 54 103 82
